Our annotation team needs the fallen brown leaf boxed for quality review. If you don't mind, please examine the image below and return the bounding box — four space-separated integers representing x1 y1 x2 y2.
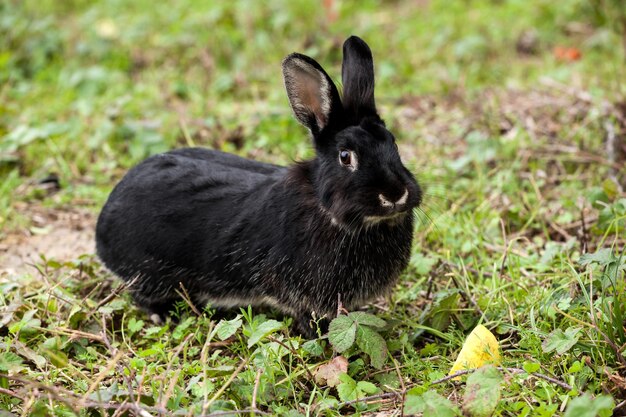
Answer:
314 356 348 387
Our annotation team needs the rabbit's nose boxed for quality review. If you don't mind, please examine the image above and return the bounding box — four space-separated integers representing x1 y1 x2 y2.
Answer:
378 188 408 209
395 188 409 206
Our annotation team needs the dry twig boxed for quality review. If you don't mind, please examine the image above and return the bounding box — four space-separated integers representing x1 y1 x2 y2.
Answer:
251 367 263 411
176 282 203 316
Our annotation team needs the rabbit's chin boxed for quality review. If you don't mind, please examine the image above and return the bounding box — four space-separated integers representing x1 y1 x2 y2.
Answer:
320 203 410 230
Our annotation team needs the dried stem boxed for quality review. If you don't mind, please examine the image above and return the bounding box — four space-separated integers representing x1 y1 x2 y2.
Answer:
176 282 203 316
197 409 271 416
204 358 249 409
251 367 263 411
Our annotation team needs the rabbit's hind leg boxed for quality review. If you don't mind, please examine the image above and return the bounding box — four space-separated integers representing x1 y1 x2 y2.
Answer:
131 294 178 324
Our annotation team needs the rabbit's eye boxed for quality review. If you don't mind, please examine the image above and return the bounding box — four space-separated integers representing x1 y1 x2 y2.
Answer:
339 149 357 170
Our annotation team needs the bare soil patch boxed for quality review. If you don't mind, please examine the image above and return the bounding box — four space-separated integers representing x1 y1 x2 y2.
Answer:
0 204 96 276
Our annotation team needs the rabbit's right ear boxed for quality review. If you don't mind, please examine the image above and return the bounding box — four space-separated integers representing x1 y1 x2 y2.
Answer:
282 53 342 135
341 36 377 120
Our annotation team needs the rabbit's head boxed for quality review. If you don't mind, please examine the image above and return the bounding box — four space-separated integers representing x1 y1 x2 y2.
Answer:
283 36 421 228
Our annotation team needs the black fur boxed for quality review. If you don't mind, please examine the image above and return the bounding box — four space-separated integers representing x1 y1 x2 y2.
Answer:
95 36 422 338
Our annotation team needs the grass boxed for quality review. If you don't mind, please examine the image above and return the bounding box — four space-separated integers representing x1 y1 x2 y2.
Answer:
1 0 625 415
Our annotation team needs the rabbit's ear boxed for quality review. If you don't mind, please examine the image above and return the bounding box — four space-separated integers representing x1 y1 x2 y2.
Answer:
282 53 342 135
341 36 377 120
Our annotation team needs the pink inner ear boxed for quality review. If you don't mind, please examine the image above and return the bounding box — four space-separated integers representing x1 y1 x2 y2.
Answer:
284 61 331 130
297 72 328 128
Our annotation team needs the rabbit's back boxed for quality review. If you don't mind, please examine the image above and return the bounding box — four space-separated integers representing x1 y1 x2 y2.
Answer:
96 148 286 284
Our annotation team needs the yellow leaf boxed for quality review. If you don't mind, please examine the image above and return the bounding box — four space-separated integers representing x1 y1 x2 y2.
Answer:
449 324 501 378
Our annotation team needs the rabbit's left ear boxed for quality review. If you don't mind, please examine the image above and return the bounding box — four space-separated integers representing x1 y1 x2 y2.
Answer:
341 36 377 120
282 53 342 136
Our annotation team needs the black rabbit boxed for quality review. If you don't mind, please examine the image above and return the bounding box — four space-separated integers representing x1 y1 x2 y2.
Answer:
96 36 422 337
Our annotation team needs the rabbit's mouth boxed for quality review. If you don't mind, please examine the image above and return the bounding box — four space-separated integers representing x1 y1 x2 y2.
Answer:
362 211 408 226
